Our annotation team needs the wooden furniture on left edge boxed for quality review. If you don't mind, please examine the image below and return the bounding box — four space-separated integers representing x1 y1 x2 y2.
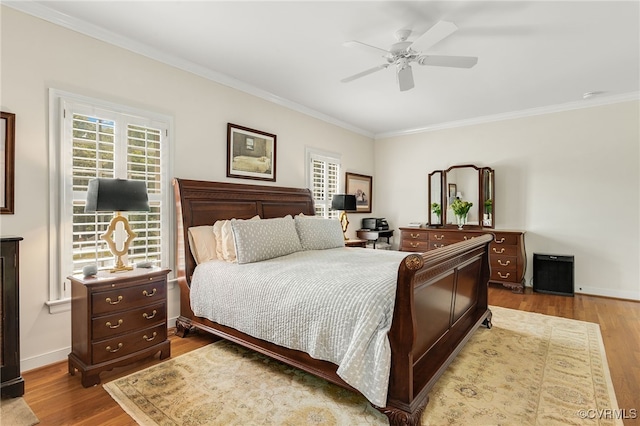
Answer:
1 236 24 397
400 228 526 293
173 178 493 425
68 267 171 387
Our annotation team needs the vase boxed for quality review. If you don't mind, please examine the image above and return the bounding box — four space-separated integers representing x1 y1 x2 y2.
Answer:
456 214 467 230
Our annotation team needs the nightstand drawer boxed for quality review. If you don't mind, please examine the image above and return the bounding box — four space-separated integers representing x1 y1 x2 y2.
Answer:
490 255 517 272
92 302 166 340
491 233 520 245
92 279 166 315
92 323 167 364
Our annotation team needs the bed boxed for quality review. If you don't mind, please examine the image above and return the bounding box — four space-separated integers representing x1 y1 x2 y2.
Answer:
173 178 493 425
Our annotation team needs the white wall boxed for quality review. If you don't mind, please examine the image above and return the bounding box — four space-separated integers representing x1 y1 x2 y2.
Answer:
0 7 374 371
374 101 640 301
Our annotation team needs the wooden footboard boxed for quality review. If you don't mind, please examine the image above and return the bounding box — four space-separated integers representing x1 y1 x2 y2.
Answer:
173 178 492 425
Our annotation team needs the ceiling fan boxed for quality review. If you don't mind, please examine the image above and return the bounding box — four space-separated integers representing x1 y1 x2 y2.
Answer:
341 21 478 91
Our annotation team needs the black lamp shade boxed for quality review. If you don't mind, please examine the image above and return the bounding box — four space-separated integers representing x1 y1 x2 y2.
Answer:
85 178 150 212
331 194 357 211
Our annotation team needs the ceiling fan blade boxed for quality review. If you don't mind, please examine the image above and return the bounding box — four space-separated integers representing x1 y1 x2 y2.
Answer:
341 64 389 83
418 55 478 68
397 65 414 91
409 20 458 52
343 40 390 57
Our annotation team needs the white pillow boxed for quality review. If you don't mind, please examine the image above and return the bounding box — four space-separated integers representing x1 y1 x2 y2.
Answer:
187 225 217 264
231 216 303 264
294 215 345 250
213 216 260 263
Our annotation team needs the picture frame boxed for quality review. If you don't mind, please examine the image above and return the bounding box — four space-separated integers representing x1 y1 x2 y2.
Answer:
448 183 457 205
1 111 15 215
345 172 372 213
227 123 276 182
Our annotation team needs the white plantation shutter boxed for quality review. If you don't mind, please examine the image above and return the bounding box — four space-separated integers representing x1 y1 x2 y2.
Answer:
307 149 340 219
49 90 172 306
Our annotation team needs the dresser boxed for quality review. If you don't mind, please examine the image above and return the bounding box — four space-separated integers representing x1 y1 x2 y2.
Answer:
1 236 24 397
400 227 526 292
68 267 171 387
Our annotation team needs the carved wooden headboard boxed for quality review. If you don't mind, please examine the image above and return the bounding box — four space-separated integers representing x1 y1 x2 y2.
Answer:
173 178 315 286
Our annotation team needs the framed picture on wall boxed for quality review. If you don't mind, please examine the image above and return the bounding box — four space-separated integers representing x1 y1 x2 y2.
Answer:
1 111 15 215
226 123 277 181
345 172 372 213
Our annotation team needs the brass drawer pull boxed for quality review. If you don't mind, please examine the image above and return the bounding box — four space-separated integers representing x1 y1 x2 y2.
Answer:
498 272 510 279
492 248 505 254
434 234 444 240
143 310 157 320
498 260 511 266
410 233 420 239
433 243 444 249
463 236 475 240
106 343 123 353
143 288 157 297
410 242 420 248
496 237 506 243
105 295 123 305
143 332 157 342
106 319 123 329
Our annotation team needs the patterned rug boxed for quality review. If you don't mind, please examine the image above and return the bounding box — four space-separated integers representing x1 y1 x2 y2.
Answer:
104 306 621 425
0 397 39 426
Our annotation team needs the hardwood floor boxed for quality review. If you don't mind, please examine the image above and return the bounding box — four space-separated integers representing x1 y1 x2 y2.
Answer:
20 287 640 425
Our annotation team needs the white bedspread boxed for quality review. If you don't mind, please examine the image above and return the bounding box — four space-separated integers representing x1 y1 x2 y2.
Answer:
190 247 408 407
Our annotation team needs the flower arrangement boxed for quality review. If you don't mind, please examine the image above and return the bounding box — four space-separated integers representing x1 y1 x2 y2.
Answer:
451 198 473 229
431 202 441 218
451 198 473 217
484 199 493 214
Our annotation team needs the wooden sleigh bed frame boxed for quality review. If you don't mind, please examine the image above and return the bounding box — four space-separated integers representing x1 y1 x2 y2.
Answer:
173 178 493 425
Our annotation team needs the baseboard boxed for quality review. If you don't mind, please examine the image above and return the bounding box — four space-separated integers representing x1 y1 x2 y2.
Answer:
574 286 640 302
22 315 181 372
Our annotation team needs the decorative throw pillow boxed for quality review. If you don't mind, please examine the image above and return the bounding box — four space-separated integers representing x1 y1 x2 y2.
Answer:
213 216 260 263
294 215 345 250
231 216 303 264
187 225 217 264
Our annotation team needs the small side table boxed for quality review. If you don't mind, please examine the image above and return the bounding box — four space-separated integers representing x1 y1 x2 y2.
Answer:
356 229 394 249
344 239 368 248
68 267 171 387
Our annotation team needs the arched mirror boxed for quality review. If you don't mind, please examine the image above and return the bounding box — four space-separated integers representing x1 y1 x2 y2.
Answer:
428 170 443 226
440 164 495 229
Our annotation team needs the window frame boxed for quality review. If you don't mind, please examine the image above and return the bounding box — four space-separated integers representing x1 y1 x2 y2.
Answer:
47 89 174 313
305 147 341 219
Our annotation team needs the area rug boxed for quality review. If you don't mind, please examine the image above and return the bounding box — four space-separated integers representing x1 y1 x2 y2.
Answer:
104 306 621 425
0 397 40 426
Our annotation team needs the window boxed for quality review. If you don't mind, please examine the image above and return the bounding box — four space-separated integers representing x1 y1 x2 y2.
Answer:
48 90 172 312
306 148 340 219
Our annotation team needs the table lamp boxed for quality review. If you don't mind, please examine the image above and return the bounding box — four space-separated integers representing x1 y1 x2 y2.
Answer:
85 178 150 272
331 194 357 240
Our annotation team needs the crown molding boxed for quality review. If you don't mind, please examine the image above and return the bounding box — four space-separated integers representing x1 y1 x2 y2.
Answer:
5 1 374 139
375 91 640 139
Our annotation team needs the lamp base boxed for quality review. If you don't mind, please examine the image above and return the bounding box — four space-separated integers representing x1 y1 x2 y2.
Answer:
101 212 137 273
339 211 350 240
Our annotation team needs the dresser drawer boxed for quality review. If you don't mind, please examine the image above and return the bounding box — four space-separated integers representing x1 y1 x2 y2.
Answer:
401 239 428 252
402 229 429 242
92 279 167 315
489 244 518 257
490 255 517 272
490 269 518 282
92 302 166 340
92 323 167 364
491 233 520 245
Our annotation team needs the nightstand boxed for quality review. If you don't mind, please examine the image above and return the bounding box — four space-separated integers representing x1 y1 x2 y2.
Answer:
345 238 368 248
68 267 171 387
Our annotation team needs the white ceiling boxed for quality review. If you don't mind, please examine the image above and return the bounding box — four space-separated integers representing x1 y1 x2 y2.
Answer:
9 1 640 137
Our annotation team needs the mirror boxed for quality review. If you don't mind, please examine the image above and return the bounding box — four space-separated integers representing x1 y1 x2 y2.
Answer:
482 168 494 227
438 164 495 229
428 171 443 226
